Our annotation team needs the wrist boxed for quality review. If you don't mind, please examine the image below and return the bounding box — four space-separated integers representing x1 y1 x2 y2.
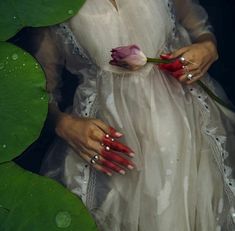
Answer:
196 34 218 60
55 113 73 138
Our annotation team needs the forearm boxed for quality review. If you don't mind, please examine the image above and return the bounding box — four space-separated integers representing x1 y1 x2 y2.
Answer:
47 103 68 132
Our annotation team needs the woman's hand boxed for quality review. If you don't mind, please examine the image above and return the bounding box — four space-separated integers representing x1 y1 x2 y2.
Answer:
56 113 135 176
159 35 218 84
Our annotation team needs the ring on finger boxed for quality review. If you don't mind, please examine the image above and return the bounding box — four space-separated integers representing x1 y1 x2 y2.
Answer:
186 73 193 80
182 65 189 73
104 133 115 142
180 56 198 66
179 56 187 64
105 146 111 151
90 154 100 165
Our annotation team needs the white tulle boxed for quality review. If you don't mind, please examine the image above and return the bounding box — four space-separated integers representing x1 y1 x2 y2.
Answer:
36 0 235 230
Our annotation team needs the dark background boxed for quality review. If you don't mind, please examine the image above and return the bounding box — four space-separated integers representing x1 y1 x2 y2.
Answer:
13 0 235 173
202 0 235 103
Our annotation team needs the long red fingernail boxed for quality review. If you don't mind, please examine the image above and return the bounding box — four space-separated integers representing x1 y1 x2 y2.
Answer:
115 132 123 137
127 165 134 170
103 169 112 176
129 152 135 157
160 53 173 59
109 127 123 138
106 172 112 176
119 170 126 175
172 69 184 79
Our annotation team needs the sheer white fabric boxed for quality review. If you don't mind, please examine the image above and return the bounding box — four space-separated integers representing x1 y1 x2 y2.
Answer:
36 0 235 230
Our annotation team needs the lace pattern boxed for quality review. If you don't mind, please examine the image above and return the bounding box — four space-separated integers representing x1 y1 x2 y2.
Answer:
56 22 99 208
56 23 91 64
187 82 235 228
166 0 177 38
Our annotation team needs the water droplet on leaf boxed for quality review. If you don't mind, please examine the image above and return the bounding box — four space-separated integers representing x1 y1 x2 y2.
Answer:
11 53 18 60
13 16 17 20
68 9 74 15
2 144 7 149
55 211 72 228
0 63 4 70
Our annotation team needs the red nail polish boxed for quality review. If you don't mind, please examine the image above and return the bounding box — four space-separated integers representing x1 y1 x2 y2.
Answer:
129 152 135 157
127 165 134 170
109 127 123 138
160 53 173 59
115 132 123 137
106 172 112 176
119 170 126 175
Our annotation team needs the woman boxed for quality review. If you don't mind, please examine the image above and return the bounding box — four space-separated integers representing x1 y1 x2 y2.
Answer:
36 0 235 230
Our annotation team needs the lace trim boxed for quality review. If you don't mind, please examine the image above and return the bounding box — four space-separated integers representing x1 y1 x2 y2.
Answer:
71 163 89 202
166 0 177 38
56 23 99 207
56 23 91 64
86 168 97 210
163 0 177 53
188 84 235 228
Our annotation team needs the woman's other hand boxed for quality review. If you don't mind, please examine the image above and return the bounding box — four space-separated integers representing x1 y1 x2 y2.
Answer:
56 113 135 176
160 34 218 84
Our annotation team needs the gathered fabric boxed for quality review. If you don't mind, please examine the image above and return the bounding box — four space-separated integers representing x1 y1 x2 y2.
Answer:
39 0 235 230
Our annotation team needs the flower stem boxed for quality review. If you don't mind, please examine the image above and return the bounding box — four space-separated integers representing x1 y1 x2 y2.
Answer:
197 80 235 112
147 57 173 64
147 57 234 112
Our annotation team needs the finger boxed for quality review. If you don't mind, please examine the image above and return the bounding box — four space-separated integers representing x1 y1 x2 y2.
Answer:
102 136 135 157
201 61 212 75
99 156 126 175
90 128 105 142
101 149 135 170
92 119 123 138
181 59 211 84
92 119 110 134
170 47 189 59
93 138 135 169
160 54 173 59
158 59 183 72
84 136 135 163
179 69 203 83
82 139 104 155
186 63 210 85
171 49 199 67
171 69 185 79
85 151 129 175
182 63 200 73
185 74 203 85
109 126 123 138
79 152 112 176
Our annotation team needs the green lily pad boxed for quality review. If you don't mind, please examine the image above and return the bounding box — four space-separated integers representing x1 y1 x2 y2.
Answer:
0 162 98 231
0 0 86 41
0 42 48 163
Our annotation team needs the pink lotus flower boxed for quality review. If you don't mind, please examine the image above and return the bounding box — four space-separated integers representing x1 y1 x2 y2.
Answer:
109 45 147 71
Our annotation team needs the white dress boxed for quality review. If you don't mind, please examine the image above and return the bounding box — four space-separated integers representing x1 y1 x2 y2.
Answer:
36 0 235 230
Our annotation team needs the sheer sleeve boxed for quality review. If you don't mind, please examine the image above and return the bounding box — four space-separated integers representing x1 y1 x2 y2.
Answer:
174 0 215 42
34 27 65 105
